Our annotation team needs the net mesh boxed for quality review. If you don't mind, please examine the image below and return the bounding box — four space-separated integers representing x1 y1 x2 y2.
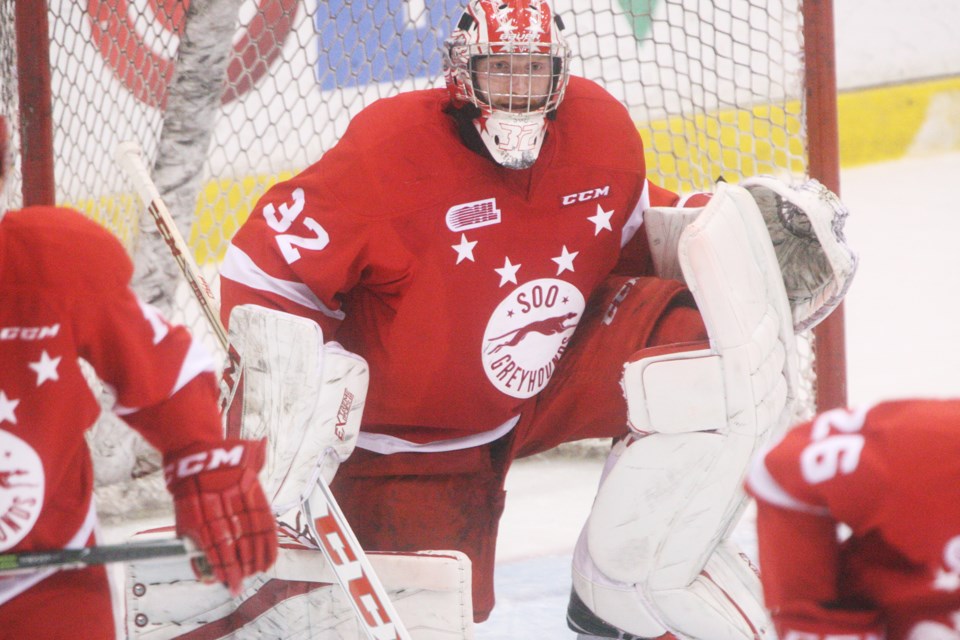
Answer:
6 0 819 507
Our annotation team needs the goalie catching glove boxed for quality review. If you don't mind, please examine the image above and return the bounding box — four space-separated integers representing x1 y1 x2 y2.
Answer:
742 176 857 332
164 438 277 595
646 176 857 333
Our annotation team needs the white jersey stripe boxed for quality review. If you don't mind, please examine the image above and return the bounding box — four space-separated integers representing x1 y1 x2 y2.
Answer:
745 445 830 516
114 334 216 416
220 245 346 320
620 178 650 248
357 415 520 455
171 336 217 396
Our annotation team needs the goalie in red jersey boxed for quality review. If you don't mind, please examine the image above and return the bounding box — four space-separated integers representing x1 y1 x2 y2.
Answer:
219 1 856 637
0 116 276 639
747 400 960 640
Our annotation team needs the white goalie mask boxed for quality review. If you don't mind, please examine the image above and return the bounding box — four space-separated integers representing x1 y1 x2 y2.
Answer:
444 0 570 169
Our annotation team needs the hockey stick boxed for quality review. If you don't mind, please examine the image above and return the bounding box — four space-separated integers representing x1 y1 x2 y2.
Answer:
115 141 412 640
114 141 229 352
0 539 200 575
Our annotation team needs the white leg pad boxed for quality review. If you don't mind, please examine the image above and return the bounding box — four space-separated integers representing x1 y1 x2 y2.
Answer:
653 540 771 639
125 542 474 639
573 537 769 639
573 182 798 639
226 304 369 515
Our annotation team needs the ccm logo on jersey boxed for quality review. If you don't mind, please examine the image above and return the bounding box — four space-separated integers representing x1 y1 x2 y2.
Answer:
562 185 610 206
0 324 61 340
165 445 245 481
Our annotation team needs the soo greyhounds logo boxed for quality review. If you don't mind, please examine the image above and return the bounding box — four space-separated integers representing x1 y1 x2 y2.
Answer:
0 430 44 551
86 0 297 108
482 279 585 399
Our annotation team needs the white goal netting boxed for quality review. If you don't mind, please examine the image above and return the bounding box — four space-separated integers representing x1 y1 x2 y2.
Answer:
2 0 824 517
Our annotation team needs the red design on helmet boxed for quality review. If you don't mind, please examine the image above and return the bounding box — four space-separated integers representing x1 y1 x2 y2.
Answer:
444 0 570 169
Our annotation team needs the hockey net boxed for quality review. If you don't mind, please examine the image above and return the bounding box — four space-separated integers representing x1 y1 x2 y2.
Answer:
2 0 841 516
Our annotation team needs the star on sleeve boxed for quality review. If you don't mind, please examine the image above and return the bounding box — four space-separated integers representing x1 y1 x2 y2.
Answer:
452 233 478 264
0 391 19 425
494 256 521 287
587 204 614 235
551 245 579 275
28 350 61 386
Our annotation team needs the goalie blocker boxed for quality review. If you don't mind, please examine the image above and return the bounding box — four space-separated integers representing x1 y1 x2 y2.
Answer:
222 304 368 511
569 178 854 639
126 304 475 638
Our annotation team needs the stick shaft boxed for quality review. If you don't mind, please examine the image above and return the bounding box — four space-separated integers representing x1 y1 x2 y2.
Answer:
305 479 413 640
0 539 196 574
114 141 229 351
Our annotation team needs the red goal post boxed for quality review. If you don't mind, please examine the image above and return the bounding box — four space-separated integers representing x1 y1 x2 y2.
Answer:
3 0 846 418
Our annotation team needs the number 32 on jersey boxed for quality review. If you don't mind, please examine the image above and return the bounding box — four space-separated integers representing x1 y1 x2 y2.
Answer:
263 188 329 264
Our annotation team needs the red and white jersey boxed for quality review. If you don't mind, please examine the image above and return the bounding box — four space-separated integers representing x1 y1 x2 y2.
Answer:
746 400 960 639
0 206 221 562
221 76 682 444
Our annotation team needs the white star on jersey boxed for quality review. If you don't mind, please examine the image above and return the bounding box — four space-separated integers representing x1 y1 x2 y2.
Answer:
28 350 61 386
0 391 19 425
552 246 579 275
587 204 614 235
495 257 521 287
452 234 478 264
935 568 960 592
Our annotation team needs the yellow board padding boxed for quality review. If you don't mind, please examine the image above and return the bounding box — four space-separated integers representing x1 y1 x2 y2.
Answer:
87 75 960 266
638 100 806 193
837 75 960 167
189 171 295 265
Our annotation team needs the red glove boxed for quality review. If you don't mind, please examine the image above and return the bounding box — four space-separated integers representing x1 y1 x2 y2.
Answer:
774 603 884 640
164 438 277 594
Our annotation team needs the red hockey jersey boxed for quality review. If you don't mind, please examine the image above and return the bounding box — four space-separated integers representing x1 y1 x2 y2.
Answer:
0 207 221 565
221 76 682 444
746 400 960 639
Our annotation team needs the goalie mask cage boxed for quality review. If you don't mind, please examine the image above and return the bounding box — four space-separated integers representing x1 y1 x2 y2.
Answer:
3 0 844 419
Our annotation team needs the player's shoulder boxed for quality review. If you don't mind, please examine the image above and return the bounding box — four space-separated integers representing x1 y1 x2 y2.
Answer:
339 88 454 155
554 76 643 168
859 398 960 463
306 88 460 218
1 206 132 289
561 76 634 120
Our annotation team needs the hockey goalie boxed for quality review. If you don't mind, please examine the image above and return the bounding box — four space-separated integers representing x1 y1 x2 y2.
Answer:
116 0 856 637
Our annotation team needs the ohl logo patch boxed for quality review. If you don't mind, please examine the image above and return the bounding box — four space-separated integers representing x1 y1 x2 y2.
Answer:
0 430 44 551
482 279 585 399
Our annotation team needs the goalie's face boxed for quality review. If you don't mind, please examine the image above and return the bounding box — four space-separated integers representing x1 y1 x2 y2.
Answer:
442 0 570 169
472 54 554 113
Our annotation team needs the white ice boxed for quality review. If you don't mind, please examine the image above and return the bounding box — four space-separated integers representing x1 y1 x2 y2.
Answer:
477 151 960 638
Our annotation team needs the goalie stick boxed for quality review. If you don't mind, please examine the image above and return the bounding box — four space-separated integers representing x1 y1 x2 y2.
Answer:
0 539 200 575
115 142 412 640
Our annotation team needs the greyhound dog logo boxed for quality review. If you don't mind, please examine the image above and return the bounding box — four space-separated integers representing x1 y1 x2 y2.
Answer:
482 278 585 399
486 312 579 355
0 431 44 551
0 469 36 490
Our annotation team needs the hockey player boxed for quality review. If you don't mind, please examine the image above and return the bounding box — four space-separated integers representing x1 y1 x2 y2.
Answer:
0 115 277 639
219 0 855 637
746 400 960 640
